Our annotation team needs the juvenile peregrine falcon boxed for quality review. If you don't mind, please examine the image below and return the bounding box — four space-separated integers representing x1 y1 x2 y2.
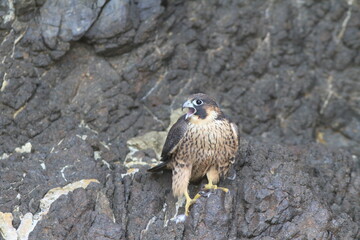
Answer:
148 93 239 215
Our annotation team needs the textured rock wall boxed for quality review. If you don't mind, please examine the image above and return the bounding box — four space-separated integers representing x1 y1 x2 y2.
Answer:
0 0 359 239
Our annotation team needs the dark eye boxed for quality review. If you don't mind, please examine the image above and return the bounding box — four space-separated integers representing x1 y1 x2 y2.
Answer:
193 99 203 106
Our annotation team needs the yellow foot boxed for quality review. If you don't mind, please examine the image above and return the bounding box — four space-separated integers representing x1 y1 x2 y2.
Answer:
203 183 229 193
184 192 201 216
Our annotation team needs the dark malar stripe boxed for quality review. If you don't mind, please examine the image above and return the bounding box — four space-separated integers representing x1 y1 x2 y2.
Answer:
196 107 207 119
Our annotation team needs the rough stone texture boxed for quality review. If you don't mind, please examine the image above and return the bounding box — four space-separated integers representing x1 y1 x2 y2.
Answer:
0 0 360 239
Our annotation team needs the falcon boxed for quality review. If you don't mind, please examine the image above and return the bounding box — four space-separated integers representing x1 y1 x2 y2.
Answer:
148 93 239 216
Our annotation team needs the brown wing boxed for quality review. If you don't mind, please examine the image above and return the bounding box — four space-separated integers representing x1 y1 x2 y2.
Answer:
148 115 188 172
161 115 188 158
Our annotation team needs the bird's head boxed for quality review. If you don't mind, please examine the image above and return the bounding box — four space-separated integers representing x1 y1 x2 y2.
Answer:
182 93 224 124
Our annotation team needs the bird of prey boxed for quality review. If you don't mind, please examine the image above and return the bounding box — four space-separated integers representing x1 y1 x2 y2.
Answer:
148 93 239 216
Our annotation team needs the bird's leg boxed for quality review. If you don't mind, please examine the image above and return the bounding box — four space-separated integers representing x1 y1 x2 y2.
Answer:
203 179 229 192
184 191 201 216
203 167 229 193
172 165 200 216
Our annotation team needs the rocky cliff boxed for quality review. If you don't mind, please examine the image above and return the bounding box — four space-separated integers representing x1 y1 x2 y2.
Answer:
0 0 359 239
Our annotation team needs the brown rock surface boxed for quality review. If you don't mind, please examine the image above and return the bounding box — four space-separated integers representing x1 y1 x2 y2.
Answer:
1 0 359 239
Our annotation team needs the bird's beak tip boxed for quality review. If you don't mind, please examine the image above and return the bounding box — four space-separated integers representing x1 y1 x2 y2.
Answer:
182 100 196 119
182 100 193 110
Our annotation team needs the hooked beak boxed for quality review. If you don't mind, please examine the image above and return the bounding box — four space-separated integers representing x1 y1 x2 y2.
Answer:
182 100 196 119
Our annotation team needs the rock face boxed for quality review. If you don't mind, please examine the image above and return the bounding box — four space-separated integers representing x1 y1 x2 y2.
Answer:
0 0 359 239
